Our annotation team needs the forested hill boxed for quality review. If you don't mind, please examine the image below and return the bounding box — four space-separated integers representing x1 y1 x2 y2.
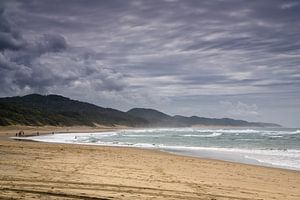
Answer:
0 94 281 127
0 94 147 126
127 108 281 128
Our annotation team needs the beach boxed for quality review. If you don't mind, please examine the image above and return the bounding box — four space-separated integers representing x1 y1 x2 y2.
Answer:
0 127 300 200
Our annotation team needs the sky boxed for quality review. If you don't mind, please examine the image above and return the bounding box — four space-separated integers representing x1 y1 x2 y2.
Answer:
0 0 299 127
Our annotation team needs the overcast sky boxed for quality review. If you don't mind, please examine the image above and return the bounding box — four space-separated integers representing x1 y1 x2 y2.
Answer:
1 0 300 127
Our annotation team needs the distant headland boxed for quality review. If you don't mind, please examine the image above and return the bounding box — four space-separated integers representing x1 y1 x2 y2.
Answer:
0 94 281 128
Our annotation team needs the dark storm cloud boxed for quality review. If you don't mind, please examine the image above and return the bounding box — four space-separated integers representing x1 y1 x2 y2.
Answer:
0 3 127 95
0 6 24 50
1 0 300 126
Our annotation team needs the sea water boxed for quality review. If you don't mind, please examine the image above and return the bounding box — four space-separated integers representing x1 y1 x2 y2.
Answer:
22 127 300 170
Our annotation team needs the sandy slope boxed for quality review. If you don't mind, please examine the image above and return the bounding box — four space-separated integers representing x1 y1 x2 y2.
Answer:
0 137 300 200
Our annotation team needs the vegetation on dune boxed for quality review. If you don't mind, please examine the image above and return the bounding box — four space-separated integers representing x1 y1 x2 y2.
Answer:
0 94 280 127
127 108 281 128
0 94 147 127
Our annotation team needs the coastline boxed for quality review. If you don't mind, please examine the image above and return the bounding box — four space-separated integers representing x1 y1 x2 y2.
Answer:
0 125 126 141
1 126 300 199
10 126 300 171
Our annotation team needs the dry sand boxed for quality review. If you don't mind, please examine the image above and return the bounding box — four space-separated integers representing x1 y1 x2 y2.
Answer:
0 126 300 200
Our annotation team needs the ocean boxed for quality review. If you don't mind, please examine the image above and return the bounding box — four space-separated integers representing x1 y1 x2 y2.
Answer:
23 127 300 170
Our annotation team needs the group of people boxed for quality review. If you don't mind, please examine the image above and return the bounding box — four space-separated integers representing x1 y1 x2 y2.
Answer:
15 131 25 137
15 131 41 137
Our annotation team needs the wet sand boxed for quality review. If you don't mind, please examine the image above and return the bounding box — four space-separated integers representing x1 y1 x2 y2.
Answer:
0 126 300 199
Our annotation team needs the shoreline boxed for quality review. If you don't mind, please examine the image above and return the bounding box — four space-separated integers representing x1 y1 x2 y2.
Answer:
11 134 300 172
2 125 300 172
0 125 125 140
7 137 300 173
1 126 300 199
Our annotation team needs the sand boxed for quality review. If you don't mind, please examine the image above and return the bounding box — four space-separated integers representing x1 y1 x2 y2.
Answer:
0 125 126 141
0 126 300 199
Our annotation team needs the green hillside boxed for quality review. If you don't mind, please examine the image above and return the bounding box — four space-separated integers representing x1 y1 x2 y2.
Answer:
0 94 281 127
127 108 281 128
0 94 147 127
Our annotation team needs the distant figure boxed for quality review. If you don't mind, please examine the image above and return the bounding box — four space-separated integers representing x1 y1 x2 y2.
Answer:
15 133 17 137
18 131 23 137
37 132 39 136
52 132 54 134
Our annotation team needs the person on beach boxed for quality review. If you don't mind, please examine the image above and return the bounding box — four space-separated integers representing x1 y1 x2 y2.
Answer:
18 131 25 137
